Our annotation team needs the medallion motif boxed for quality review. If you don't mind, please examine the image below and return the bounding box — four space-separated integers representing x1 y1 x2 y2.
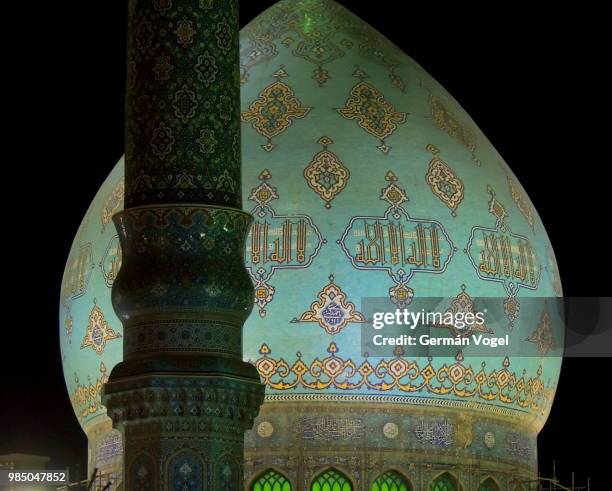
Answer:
425 144 464 216
241 68 311 151
176 17 196 46
257 421 274 438
171 84 198 124
153 56 173 81
292 275 366 335
80 301 122 356
303 136 350 209
336 69 407 153
434 285 493 337
149 121 175 160
153 0 172 15
194 52 218 87
526 307 555 355
382 422 399 439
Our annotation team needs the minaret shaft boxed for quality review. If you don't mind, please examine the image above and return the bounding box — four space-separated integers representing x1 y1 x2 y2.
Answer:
102 1 264 489
124 0 242 209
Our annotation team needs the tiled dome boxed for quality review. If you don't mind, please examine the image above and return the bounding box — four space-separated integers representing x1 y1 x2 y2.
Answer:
60 0 563 487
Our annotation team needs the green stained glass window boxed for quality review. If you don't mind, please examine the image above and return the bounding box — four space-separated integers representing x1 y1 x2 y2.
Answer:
371 470 411 491
430 473 459 491
311 468 352 491
478 478 500 491
252 469 292 491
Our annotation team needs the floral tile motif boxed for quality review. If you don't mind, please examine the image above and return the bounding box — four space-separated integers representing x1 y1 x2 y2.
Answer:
425 144 464 216
80 301 122 356
336 68 407 153
433 284 493 337
101 178 124 232
246 170 325 317
292 275 365 334
255 343 550 412
526 308 554 355
242 68 311 152
429 94 481 166
303 137 350 209
507 174 535 231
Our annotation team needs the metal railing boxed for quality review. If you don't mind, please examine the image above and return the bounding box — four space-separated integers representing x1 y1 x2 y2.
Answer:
56 468 120 491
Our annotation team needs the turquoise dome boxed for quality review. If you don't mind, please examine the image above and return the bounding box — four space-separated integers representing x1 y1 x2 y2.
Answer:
60 0 563 487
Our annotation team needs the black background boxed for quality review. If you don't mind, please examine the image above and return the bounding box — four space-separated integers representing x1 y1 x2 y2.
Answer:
2 1 608 487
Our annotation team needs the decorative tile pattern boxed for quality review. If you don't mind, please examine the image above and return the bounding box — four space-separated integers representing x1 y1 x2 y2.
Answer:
336 69 407 153
242 68 311 151
99 236 121 288
255 344 550 411
70 362 108 420
246 170 325 316
124 0 242 207
425 144 464 216
507 174 535 230
465 186 541 327
241 0 407 90
80 301 121 356
430 94 481 166
434 285 493 337
339 171 455 306
292 275 365 334
101 178 124 232
303 137 350 209
526 308 554 355
413 418 454 446
298 415 365 441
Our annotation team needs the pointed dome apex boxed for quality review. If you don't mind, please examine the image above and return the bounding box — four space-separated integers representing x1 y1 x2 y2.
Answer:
240 0 442 106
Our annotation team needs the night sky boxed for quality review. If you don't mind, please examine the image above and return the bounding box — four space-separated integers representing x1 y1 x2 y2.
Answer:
2 1 608 487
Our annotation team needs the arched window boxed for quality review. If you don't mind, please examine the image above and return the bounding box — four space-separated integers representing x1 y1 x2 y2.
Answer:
478 478 500 491
166 450 204 491
252 469 292 491
215 454 238 490
371 470 412 491
430 473 460 491
311 468 352 491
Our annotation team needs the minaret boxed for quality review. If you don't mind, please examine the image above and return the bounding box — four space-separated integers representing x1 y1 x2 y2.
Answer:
102 0 264 489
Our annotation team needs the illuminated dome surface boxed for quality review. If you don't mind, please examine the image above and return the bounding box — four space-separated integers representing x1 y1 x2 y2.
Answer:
60 0 563 488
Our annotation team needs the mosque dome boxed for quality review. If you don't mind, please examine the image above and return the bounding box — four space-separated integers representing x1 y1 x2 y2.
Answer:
60 0 564 488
